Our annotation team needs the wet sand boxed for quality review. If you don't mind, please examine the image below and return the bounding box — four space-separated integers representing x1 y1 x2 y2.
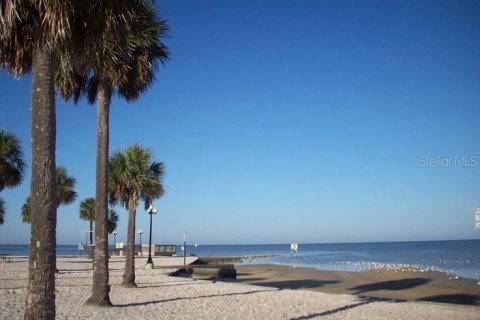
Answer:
236 264 480 305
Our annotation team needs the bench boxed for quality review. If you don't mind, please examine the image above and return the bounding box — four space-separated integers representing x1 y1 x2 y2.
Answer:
185 264 237 279
1 253 12 262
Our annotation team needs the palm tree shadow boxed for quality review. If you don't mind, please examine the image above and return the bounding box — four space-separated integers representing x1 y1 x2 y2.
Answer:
116 288 278 308
289 299 372 320
238 279 340 290
418 294 479 306
350 278 431 294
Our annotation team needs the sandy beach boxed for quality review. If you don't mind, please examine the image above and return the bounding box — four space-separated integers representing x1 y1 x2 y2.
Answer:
236 264 480 306
1 257 479 320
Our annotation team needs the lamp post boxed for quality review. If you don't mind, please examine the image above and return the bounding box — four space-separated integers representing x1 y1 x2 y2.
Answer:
137 229 143 256
183 232 187 267
112 230 118 255
146 204 157 269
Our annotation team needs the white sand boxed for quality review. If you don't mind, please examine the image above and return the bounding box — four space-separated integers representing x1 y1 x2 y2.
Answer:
1 257 479 320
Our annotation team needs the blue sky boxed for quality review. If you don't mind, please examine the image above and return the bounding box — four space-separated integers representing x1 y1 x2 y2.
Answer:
1 0 479 245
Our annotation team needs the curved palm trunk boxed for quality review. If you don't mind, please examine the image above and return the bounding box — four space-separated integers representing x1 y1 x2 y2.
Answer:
25 46 57 320
122 197 137 287
87 80 112 306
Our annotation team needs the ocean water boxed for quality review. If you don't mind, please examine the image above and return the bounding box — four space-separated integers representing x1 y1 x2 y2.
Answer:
1 240 479 280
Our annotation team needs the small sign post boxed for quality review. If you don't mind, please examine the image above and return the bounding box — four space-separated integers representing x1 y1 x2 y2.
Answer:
475 207 480 230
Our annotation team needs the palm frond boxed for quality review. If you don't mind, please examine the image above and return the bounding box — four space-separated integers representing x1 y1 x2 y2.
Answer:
55 166 78 206
108 144 166 212
0 130 26 191
0 197 5 224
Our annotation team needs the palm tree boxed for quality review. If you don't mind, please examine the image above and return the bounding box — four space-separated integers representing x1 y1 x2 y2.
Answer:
107 209 119 234
0 3 72 316
109 144 165 287
21 166 78 223
2 1 149 313
0 130 26 224
53 0 169 305
79 198 95 245
57 2 169 305
79 198 119 257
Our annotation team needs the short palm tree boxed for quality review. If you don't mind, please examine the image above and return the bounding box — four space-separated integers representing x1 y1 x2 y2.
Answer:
109 144 165 287
21 166 78 223
107 209 119 234
0 130 26 225
79 198 95 245
79 198 119 239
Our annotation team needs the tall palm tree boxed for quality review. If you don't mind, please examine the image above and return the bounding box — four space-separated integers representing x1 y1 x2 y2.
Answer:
79 198 95 245
0 3 73 316
56 2 169 305
0 130 26 224
21 166 78 223
109 144 165 287
2 1 146 313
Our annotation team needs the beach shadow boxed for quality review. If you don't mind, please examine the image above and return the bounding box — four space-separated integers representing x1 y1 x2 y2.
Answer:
237 279 340 290
55 284 91 288
0 278 28 281
0 287 25 290
289 299 372 320
418 294 479 306
139 281 211 289
350 278 431 294
116 288 278 308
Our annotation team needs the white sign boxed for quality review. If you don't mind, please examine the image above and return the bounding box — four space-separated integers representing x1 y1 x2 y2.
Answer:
474 207 480 230
291 243 298 252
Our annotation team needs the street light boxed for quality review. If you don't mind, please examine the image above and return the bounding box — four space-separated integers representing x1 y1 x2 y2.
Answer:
137 229 143 256
145 204 157 269
112 230 118 255
183 232 187 267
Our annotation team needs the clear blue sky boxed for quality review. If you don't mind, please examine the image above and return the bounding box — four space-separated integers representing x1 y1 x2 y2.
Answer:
1 0 479 245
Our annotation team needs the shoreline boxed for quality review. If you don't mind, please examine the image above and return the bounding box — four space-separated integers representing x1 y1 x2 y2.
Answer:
235 264 480 306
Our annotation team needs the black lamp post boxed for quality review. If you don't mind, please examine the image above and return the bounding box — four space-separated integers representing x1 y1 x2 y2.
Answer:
137 229 143 256
183 232 187 267
146 204 157 269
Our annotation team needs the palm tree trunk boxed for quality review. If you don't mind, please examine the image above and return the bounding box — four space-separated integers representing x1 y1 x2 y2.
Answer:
122 198 137 287
86 80 112 306
24 46 57 320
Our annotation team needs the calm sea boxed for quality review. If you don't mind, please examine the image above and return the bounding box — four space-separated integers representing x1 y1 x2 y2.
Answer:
1 240 479 280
